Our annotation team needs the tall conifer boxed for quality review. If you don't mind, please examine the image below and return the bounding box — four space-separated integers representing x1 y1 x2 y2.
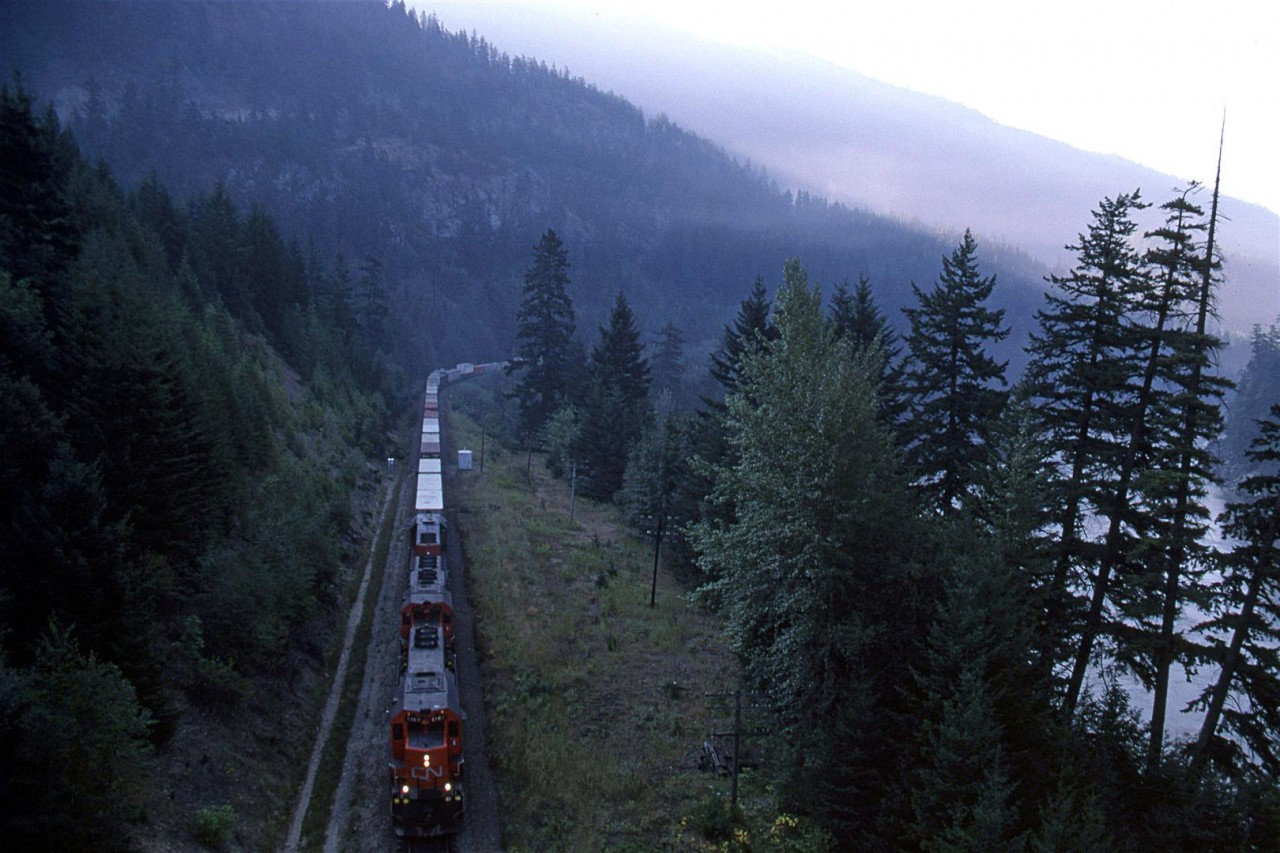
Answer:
1192 406 1280 775
508 228 577 435
1024 192 1147 681
574 290 650 501
902 229 1009 512
691 262 923 837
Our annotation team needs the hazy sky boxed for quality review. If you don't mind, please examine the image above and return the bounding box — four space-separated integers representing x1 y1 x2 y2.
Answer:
424 0 1278 217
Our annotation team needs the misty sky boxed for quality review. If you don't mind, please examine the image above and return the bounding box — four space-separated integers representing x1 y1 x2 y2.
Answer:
423 0 1278 218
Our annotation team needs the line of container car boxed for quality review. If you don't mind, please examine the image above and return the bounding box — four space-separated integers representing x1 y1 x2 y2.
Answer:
388 362 500 839
390 368 462 837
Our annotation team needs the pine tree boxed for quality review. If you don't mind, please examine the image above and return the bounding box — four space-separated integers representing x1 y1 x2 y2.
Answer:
1221 324 1280 481
648 320 686 410
690 262 924 836
575 290 650 501
677 277 780 583
619 411 691 571
0 628 155 850
902 229 1009 512
1133 181 1230 768
832 275 907 428
508 228 577 435
1191 405 1280 776
909 543 1035 852
708 274 775 400
1024 192 1148 682
0 79 81 300
188 183 249 320
241 202 297 338
831 276 888 351
1061 188 1200 716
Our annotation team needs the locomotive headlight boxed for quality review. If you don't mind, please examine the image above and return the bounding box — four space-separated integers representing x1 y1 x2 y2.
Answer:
444 782 452 793
401 785 410 795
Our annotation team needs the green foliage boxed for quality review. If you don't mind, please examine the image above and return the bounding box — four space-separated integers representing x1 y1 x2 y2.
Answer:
576 290 652 501
903 229 1010 512
1192 405 1280 775
708 275 776 399
1024 191 1147 584
510 229 578 436
539 403 582 479
684 793 740 843
831 275 907 426
620 412 692 542
1221 323 1280 481
908 534 1045 852
692 261 927 838
649 320 687 411
0 629 155 851
194 803 237 847
0 76 394 842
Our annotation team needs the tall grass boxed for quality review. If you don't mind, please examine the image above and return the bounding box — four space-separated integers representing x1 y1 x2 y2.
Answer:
449 410 745 851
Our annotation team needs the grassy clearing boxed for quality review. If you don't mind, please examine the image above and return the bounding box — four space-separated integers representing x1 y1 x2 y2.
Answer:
449 410 773 851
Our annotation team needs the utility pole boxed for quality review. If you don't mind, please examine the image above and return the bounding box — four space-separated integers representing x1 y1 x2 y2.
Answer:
569 462 578 523
704 691 778 810
731 690 742 808
649 512 665 608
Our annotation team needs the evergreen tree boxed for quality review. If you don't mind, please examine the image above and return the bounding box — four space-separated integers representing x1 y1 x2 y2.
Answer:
648 320 686 411
1024 192 1148 680
708 274 775 400
832 275 907 428
0 629 155 851
1221 323 1280 481
691 263 925 838
1131 183 1230 767
1192 405 1280 776
902 229 1010 512
1061 188 1201 716
909 544 1032 852
677 276 780 581
508 228 577 435
831 275 888 351
241 202 298 340
575 290 650 501
619 411 692 571
188 183 250 321
0 79 80 303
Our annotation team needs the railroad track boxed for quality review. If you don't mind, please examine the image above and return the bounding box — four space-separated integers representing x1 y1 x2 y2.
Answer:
401 835 456 853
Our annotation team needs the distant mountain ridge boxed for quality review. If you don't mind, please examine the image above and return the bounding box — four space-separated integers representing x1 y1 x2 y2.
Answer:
0 0 1050 376
419 1 1278 336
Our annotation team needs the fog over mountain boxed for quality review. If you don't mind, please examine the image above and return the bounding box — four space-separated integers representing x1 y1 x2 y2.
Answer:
424 1 1279 335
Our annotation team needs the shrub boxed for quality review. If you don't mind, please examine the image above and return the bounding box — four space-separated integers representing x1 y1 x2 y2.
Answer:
195 804 237 847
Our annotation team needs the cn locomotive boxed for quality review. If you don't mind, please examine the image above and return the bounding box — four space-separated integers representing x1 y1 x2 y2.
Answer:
389 368 462 838
388 362 498 839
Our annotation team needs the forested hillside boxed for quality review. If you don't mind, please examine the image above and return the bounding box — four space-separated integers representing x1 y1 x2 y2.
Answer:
4 2 1278 850
0 83 397 850
0 0 1048 376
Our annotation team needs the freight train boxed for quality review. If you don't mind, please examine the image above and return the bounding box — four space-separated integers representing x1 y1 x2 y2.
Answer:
389 362 499 839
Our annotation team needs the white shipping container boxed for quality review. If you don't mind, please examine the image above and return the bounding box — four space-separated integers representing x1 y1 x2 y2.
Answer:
415 473 444 512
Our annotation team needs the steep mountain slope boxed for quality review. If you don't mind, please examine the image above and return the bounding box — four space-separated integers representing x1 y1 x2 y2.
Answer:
421 1 1278 335
0 0 1048 373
